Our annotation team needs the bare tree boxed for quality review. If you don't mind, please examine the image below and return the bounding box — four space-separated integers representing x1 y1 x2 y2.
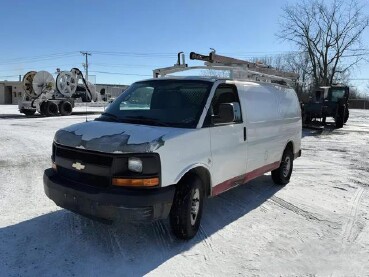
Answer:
278 0 369 87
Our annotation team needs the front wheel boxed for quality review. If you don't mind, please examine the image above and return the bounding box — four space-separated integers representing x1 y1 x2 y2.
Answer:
335 106 345 128
170 175 204 240
344 109 349 124
272 148 294 185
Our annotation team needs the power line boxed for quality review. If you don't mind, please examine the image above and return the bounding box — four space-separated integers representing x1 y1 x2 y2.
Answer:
0 63 82 73
90 70 151 77
0 53 81 66
0 51 79 62
92 62 153 68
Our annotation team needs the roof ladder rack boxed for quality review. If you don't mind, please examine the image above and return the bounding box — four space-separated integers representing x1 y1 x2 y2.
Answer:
153 50 299 84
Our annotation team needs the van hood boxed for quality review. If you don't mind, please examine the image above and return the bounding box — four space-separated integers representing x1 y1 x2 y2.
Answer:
54 120 186 153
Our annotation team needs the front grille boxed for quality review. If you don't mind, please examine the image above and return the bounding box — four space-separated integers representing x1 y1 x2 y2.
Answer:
58 166 110 188
55 144 113 188
53 143 161 188
56 146 113 167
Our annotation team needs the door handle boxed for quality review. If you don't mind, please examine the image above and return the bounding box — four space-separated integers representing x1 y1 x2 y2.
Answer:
243 127 247 141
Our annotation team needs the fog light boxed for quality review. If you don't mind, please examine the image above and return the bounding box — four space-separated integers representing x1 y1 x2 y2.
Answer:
128 157 143 173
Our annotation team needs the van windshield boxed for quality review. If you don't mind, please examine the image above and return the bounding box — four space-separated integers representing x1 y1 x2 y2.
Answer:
98 80 213 128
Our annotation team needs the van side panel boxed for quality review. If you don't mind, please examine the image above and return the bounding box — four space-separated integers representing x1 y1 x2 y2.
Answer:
237 82 301 172
279 88 302 157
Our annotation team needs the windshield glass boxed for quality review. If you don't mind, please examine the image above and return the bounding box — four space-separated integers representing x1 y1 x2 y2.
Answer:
99 80 213 128
330 87 347 102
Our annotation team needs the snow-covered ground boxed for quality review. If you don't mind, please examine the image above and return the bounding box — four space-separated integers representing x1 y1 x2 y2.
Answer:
0 105 368 276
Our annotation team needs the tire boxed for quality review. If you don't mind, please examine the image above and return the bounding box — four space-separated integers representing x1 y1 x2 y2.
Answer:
272 147 294 185
59 101 72 116
302 113 311 124
39 101 48 116
45 101 58 116
21 109 36 116
335 106 345 128
170 175 204 240
344 109 349 124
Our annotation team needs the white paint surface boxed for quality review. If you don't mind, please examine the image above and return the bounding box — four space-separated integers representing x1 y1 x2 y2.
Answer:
1 105 369 276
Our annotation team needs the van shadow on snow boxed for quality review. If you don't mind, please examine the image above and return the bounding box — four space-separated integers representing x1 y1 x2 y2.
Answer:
0 176 282 276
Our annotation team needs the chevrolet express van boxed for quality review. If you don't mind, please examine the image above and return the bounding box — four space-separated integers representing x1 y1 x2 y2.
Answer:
44 77 302 239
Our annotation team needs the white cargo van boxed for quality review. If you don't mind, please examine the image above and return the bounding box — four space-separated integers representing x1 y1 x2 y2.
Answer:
44 52 301 239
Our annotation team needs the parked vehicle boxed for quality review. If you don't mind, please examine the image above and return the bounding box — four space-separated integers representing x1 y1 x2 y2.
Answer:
301 85 350 128
19 68 97 116
43 51 302 239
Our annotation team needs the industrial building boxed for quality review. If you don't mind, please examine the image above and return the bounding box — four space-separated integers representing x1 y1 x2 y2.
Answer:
95 84 129 101
0 81 24 104
0 81 128 104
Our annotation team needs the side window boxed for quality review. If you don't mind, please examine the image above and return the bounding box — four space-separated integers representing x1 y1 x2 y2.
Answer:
203 84 242 126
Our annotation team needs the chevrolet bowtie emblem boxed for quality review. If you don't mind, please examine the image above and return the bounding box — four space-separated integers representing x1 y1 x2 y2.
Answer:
72 162 85 171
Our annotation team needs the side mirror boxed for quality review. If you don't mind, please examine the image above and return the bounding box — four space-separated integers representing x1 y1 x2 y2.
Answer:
217 102 241 124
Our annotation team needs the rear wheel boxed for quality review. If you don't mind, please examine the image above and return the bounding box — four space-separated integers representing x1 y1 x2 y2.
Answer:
45 102 58 116
170 175 204 240
59 101 72 116
272 147 293 185
39 101 48 116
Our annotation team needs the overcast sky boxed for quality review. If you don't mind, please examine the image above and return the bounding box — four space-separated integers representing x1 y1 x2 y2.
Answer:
0 0 368 93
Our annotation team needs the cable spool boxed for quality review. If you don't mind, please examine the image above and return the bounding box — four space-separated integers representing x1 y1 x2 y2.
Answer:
22 71 37 98
56 71 78 97
70 67 97 102
32 71 55 96
70 68 82 78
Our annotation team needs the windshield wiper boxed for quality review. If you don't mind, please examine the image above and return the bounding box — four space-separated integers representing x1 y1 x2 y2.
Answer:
124 116 170 127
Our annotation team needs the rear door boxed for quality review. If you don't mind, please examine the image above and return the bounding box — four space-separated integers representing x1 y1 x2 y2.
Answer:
203 83 247 195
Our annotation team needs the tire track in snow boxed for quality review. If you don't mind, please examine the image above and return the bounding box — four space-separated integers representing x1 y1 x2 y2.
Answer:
341 187 365 244
198 225 214 261
268 196 340 228
152 221 172 257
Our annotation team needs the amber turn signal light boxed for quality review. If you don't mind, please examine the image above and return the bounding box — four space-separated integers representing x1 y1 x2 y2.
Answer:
112 177 159 187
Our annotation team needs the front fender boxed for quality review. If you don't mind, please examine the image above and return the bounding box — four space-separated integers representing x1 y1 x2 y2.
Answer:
174 163 211 185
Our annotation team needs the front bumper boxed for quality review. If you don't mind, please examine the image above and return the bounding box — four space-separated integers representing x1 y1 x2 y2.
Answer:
43 168 175 223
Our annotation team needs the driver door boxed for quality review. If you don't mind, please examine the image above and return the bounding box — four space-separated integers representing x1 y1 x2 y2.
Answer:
204 84 247 195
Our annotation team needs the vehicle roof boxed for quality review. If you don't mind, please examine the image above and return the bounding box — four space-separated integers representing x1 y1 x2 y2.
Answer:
136 76 291 88
138 76 222 82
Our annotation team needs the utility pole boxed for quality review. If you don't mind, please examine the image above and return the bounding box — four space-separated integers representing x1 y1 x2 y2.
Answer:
80 51 91 82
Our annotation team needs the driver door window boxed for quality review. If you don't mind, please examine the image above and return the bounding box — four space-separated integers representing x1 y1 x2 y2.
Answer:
204 84 242 126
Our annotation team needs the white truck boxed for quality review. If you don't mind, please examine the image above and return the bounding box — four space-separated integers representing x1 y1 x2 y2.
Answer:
43 51 302 239
19 68 97 116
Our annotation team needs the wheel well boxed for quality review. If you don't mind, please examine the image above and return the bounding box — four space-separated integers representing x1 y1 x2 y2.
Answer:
180 167 211 197
286 141 294 153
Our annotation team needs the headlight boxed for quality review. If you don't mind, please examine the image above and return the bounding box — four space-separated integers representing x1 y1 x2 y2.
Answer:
128 157 143 173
